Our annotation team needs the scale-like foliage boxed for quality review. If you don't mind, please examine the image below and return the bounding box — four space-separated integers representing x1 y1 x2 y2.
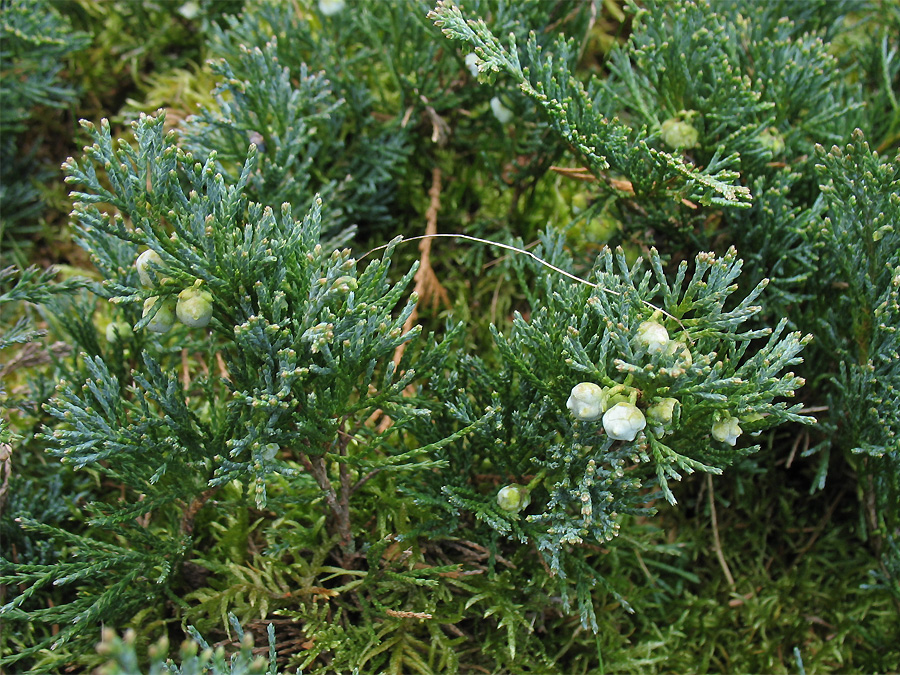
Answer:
96 616 279 675
0 0 89 134
411 233 811 629
0 0 89 237
807 131 900 593
3 0 899 672
0 111 492 672
429 0 752 209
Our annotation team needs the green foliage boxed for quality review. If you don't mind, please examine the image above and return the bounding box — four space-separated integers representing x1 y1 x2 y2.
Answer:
411 236 810 629
5 107 810 670
0 264 90 424
0 0 89 239
608 0 862 161
631 465 900 674
430 0 753 209
2 0 900 672
181 41 348 220
0 0 89 134
808 129 900 592
1 109 492 671
180 0 411 235
813 132 899 461
59 0 243 110
96 616 278 675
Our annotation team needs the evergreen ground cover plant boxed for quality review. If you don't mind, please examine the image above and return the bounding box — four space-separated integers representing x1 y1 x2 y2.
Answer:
1 0 898 672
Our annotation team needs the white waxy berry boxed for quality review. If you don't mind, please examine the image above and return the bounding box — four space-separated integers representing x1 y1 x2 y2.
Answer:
711 416 742 446
603 402 646 441
497 484 530 512
176 286 214 328
136 249 165 288
490 97 514 124
332 276 358 292
142 296 176 333
647 398 678 429
635 320 670 354
318 0 345 16
567 382 605 421
464 52 479 77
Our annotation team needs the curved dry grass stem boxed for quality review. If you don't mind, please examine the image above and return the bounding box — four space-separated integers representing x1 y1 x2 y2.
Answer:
360 232 600 289
707 474 736 589
359 233 682 327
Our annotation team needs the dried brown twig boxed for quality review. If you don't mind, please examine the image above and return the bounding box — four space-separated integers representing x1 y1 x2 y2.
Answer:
377 166 450 432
